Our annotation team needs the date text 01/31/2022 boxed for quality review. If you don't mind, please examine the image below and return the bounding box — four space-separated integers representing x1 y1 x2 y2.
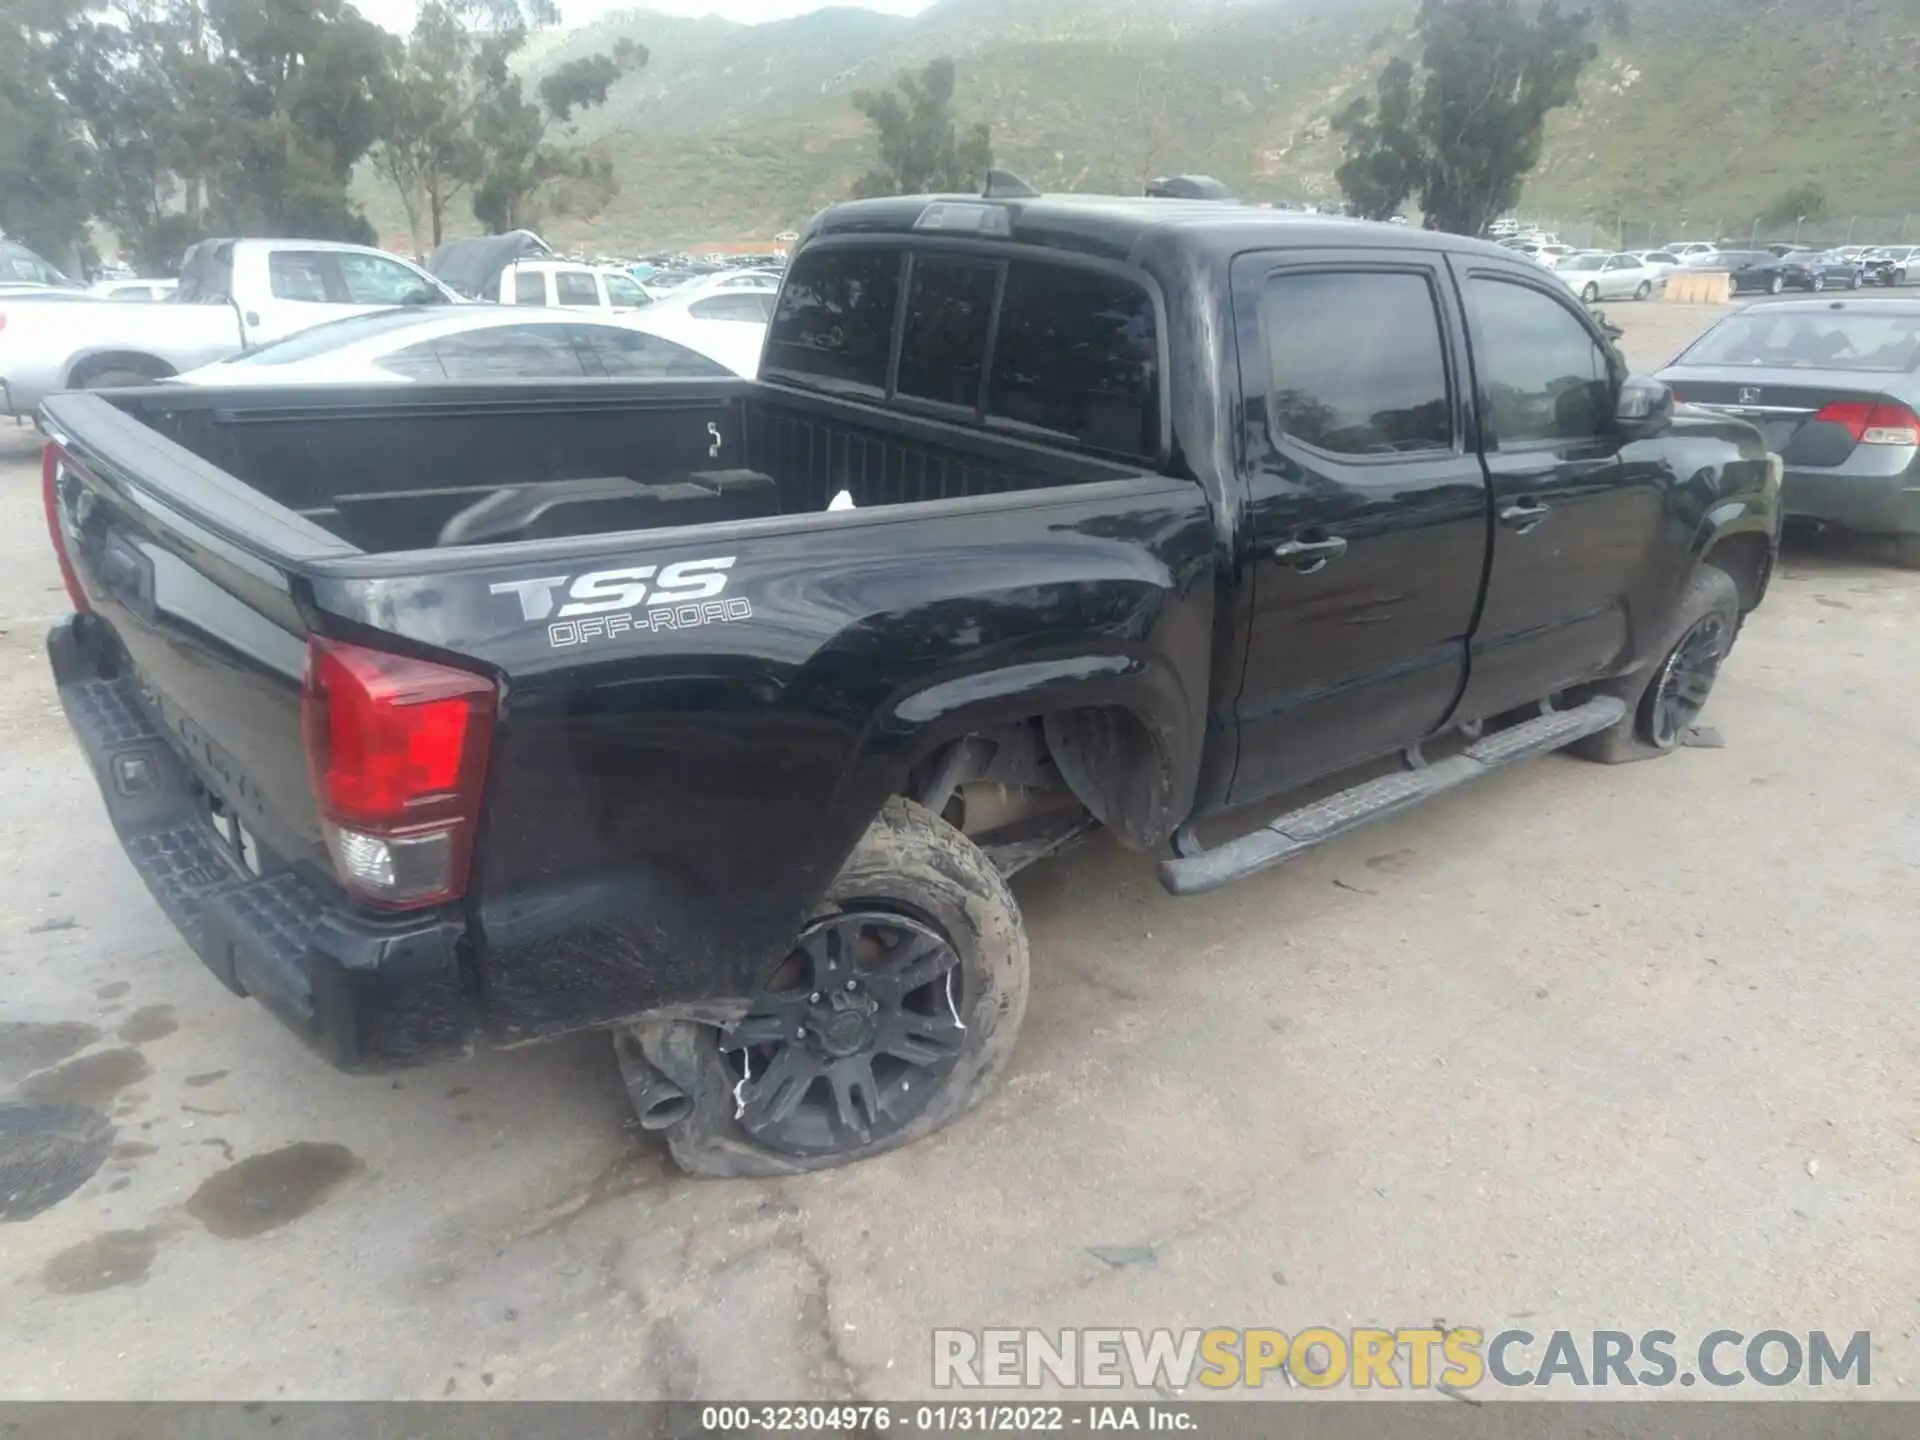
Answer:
699 1404 1196 1432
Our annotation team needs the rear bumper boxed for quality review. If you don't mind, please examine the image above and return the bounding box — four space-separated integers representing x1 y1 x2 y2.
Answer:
1781 461 1920 537
49 614 474 1072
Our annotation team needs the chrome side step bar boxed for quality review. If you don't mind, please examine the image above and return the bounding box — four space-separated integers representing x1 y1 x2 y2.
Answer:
1159 696 1627 897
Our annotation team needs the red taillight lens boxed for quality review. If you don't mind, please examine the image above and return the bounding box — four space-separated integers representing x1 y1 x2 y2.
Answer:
301 637 496 909
1814 400 1920 446
42 443 92 614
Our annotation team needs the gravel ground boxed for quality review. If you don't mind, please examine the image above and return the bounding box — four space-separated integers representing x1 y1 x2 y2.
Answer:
1 300 1916 1403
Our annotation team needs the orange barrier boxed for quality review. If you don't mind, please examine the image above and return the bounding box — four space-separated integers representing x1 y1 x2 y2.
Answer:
1663 270 1734 304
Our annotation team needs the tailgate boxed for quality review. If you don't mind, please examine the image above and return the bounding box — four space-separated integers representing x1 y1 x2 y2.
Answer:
41 392 348 875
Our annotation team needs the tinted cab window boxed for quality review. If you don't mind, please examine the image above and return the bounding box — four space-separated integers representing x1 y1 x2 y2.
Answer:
987 261 1159 458
763 248 901 394
1260 271 1451 455
1466 278 1613 444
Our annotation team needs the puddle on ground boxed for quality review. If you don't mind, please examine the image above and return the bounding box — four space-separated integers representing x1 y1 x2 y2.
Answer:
0 1103 114 1222
94 982 130 1001
18 1048 151 1109
184 1142 363 1239
41 1228 163 1293
116 1005 178 1045
0 1021 102 1088
184 1070 229 1089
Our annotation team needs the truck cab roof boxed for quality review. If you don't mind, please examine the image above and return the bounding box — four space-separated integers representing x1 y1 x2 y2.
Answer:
802 193 1514 268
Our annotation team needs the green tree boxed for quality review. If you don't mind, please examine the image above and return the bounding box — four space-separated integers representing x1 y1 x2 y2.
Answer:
0 0 94 265
468 40 642 234
1757 181 1826 232
1334 0 1624 236
850 57 992 199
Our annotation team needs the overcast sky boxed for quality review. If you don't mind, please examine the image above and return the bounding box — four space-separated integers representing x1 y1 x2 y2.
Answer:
359 0 934 34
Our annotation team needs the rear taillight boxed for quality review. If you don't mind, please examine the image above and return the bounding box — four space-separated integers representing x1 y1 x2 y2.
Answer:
301 637 496 909
42 443 92 613
1814 401 1920 446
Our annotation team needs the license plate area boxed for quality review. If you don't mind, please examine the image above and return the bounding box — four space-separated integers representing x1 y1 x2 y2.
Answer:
207 793 265 879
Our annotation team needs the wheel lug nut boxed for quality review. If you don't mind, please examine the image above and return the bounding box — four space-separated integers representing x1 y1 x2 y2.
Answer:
796 1026 807 1039
809 991 820 1003
846 979 857 991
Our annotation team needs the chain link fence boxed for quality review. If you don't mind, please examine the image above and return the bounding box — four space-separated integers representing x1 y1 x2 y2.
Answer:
1504 214 1920 251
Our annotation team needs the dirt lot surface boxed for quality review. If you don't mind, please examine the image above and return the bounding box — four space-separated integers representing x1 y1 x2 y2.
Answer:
2 298 1917 1402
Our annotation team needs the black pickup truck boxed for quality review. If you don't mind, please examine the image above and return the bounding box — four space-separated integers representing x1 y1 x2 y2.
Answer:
39 191 1782 1175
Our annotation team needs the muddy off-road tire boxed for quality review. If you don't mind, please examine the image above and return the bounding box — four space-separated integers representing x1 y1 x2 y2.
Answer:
628 798 1029 1178
1572 564 1740 764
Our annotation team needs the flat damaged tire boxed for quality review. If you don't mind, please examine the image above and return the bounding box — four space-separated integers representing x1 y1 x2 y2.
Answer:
627 798 1029 1177
1572 564 1740 764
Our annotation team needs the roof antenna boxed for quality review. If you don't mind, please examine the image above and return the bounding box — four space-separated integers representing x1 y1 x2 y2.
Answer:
983 169 1041 199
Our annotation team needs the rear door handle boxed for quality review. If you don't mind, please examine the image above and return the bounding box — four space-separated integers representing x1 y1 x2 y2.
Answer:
1274 534 1349 572
1500 499 1551 533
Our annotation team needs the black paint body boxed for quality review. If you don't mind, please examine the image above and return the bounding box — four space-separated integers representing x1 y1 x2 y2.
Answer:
40 201 1781 1069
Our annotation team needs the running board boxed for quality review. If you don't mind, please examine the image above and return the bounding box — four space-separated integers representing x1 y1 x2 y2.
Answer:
1159 696 1627 897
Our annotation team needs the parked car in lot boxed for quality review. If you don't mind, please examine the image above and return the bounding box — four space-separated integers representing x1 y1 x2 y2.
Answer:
1779 250 1865 292
37 193 1780 1175
1557 251 1664 301
1661 298 1920 567
623 285 770 377
174 306 739 387
1634 251 1687 271
1 237 455 416
87 278 178 303
1663 242 1721 265
1715 250 1803 295
1861 246 1917 286
0 239 79 289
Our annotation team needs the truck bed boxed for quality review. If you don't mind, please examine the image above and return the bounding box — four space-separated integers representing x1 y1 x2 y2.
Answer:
40 376 1215 1068
103 379 1138 554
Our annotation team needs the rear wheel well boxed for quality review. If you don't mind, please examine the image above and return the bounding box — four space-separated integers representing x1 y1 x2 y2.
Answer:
1702 533 1771 614
67 353 176 388
905 705 1175 868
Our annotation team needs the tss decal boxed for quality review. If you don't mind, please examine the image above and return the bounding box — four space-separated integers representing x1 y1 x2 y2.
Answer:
490 555 752 648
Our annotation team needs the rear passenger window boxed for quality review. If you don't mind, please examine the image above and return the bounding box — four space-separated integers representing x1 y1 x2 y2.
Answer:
513 270 547 305
268 252 332 302
1261 271 1452 456
988 261 1159 458
1466 278 1612 445
430 325 589 379
555 271 600 307
897 257 997 409
764 247 902 394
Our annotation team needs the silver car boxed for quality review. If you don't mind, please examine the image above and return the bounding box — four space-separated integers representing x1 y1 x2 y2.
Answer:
1658 299 1920 567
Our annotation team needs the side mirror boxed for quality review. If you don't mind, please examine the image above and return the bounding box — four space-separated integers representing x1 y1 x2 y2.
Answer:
1615 375 1674 440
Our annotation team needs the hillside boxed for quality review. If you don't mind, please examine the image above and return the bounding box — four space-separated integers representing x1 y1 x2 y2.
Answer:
356 0 1920 253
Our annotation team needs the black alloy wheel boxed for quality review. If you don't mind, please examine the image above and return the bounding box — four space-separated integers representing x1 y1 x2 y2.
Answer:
1811 273 1826 291
720 909 968 1155
1642 612 1731 749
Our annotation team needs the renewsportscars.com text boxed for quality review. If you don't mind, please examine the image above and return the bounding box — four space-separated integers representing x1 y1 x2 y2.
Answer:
931 1327 1872 1391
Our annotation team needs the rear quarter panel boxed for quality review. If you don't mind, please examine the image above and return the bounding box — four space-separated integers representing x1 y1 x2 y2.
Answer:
311 476 1217 1045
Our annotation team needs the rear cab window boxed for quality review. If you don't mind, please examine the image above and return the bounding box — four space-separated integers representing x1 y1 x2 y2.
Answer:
763 243 1163 461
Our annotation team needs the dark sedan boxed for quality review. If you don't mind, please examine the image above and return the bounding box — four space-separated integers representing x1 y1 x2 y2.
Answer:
1659 298 1920 567
1716 250 1802 295
1779 250 1866 292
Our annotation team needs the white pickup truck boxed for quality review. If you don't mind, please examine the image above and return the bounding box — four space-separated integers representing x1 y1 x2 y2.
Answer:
0 237 457 417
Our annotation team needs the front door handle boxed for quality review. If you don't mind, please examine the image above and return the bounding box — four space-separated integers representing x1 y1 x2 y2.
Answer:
1274 534 1349 572
1500 499 1551 533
